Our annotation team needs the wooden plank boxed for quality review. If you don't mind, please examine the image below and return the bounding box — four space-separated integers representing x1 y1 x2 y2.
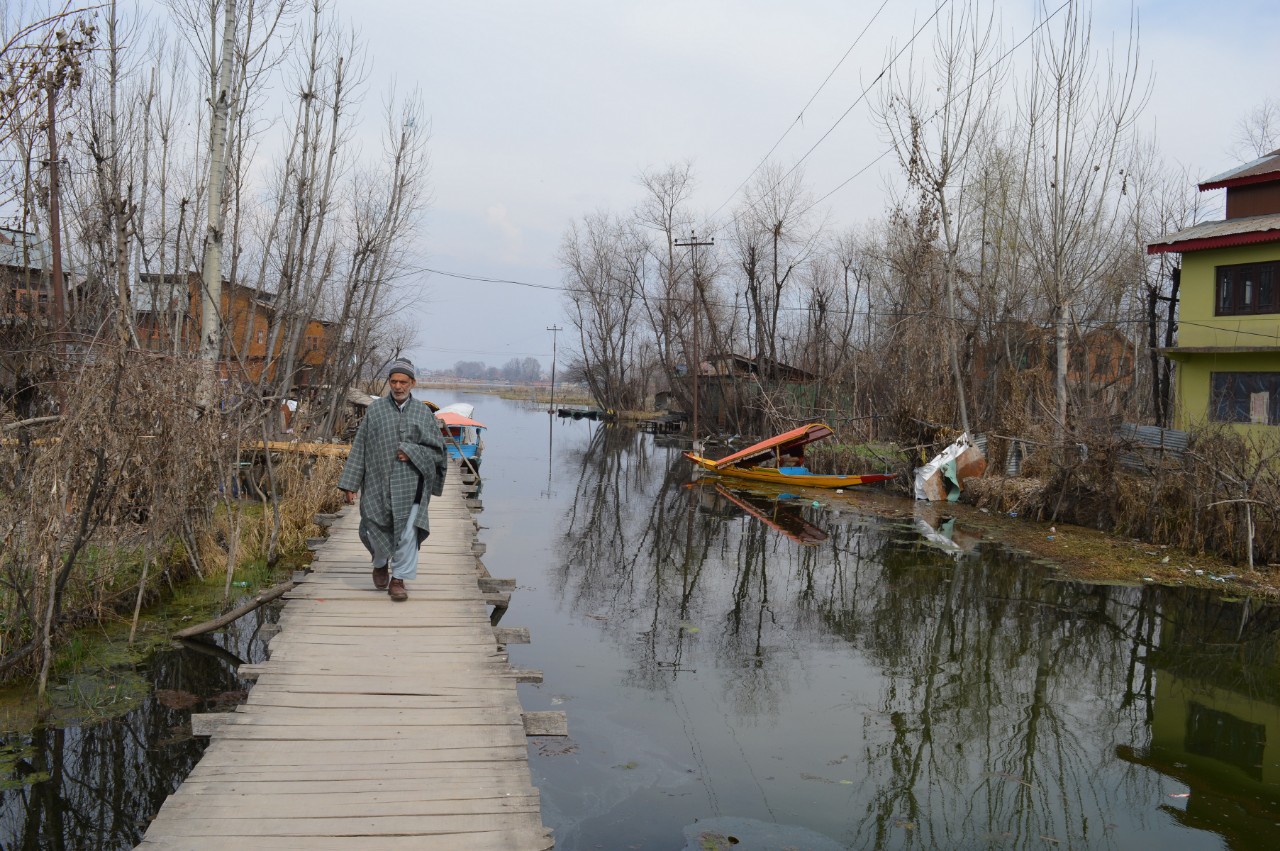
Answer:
522 711 569 737
140 829 554 851
239 692 518 711
171 777 537 796
494 627 530 644
217 701 522 721
159 794 542 819
190 713 233 737
184 758 534 782
185 748 534 771
142 812 549 837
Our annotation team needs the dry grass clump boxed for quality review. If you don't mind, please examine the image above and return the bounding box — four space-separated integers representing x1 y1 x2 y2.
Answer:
1 351 229 686
963 476 1049 518
202 454 345 575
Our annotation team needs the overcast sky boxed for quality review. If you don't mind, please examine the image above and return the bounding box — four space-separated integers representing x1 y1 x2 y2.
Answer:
243 1 1280 371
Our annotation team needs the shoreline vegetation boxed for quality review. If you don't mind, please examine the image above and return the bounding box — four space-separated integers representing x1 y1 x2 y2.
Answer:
425 381 1280 599
0 353 349 701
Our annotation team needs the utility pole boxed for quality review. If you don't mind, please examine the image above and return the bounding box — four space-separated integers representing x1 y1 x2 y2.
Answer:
675 230 713 445
546 324 562 413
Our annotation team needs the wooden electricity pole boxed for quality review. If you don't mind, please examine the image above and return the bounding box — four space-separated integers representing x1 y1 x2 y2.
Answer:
675 231 713 442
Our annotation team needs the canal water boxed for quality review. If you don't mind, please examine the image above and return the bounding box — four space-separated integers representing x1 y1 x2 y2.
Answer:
4 391 1280 849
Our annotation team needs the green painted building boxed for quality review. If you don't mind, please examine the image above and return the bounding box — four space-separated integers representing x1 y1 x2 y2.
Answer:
1149 150 1280 443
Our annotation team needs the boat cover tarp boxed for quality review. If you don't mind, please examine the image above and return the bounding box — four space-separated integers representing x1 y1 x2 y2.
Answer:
436 411 486 429
710 423 834 470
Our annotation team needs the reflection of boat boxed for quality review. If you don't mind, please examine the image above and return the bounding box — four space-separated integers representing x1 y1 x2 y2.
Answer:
711 483 828 545
435 403 485 468
684 422 895 489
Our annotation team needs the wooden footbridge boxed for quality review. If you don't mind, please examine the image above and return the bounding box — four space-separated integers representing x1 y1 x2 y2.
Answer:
139 462 561 850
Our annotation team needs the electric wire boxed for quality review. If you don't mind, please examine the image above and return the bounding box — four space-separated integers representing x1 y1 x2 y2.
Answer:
707 0 894 223
402 263 1264 344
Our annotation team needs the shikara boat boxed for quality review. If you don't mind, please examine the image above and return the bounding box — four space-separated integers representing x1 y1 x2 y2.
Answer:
683 422 895 489
436 403 485 468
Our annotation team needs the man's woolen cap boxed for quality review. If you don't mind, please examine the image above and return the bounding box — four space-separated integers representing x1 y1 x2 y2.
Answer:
387 358 416 380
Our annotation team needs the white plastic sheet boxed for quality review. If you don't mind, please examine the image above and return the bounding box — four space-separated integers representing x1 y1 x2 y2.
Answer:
913 432 973 501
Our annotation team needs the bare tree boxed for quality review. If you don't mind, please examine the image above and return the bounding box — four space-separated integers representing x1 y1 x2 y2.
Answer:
736 161 821 379
878 0 1002 434
1018 0 1148 444
633 162 695 402
1230 97 1280 163
560 211 645 411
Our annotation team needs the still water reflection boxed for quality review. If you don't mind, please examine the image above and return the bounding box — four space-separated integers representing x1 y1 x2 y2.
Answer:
2 393 1278 850
463 395 1280 850
0 608 274 849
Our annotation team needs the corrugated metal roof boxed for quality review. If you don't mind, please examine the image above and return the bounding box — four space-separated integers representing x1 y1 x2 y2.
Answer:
132 276 188 312
1147 212 1280 253
1116 423 1188 472
0 228 52 271
1200 149 1280 190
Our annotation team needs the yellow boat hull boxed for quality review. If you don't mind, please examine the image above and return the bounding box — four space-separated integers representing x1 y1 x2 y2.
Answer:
684 453 894 489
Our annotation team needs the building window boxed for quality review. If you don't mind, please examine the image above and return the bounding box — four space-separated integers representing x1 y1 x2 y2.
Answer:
1215 261 1277 316
1210 372 1280 425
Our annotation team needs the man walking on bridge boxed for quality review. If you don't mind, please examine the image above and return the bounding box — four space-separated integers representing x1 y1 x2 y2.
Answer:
338 358 447 601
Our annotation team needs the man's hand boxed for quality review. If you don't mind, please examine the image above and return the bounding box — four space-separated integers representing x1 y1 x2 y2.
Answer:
396 449 409 462
341 488 356 505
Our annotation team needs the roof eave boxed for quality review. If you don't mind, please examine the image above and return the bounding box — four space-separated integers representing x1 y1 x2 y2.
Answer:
1198 171 1280 191
1147 229 1280 255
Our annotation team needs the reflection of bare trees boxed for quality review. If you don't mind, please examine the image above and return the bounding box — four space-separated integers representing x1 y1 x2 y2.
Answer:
0 609 273 848
554 436 1280 849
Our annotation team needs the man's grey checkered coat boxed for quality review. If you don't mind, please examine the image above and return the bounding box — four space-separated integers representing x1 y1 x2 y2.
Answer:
338 395 447 559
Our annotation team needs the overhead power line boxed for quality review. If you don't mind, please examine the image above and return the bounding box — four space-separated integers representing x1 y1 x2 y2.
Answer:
708 0 953 241
708 0 893 222
402 263 1227 339
709 0 1072 240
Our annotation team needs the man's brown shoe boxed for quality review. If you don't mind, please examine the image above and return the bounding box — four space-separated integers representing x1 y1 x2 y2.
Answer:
372 565 389 590
388 578 408 602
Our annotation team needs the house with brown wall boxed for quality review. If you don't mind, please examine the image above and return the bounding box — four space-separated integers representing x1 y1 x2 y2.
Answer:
135 272 334 388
